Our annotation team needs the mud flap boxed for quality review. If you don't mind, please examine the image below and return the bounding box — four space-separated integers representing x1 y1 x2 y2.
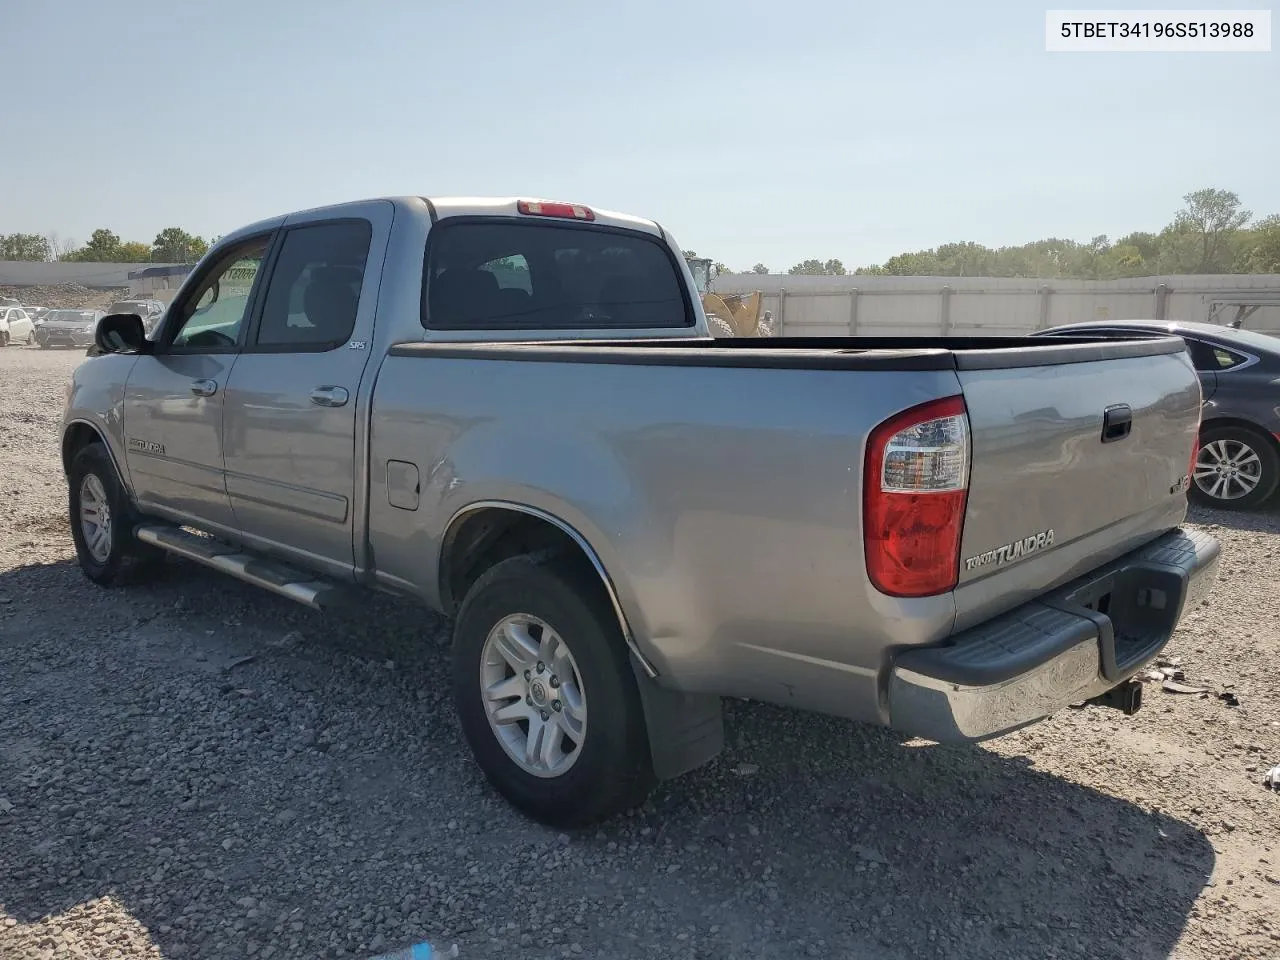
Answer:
630 656 724 780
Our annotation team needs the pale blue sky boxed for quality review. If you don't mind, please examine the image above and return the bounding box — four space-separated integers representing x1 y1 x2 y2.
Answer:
2 0 1276 270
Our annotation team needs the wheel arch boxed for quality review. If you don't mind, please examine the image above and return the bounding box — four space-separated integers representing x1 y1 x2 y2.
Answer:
1199 415 1280 450
62 419 127 485
439 500 657 678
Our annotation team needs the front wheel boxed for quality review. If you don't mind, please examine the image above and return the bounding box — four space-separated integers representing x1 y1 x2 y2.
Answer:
68 443 165 585
1191 425 1280 509
452 553 655 827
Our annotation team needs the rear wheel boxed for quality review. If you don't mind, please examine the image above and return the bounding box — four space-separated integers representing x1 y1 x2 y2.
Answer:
452 553 654 827
0 331 8 347
1191 425 1279 509
68 443 165 585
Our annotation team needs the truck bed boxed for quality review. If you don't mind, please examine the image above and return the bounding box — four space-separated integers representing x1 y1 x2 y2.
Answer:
373 331 1200 726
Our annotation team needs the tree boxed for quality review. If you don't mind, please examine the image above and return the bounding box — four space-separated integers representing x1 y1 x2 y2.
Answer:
788 258 846 276
1242 214 1280 273
152 227 208 262
681 249 698 259
117 241 152 263
66 228 123 262
0 233 51 261
1169 188 1252 273
713 262 732 275
751 263 770 275
852 186 1273 279
44 232 78 261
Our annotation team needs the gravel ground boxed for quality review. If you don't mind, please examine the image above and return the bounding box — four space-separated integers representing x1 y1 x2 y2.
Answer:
1 346 1278 960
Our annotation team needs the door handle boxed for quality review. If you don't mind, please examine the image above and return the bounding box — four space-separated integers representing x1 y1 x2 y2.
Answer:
309 385 350 408
1101 403 1132 443
190 379 218 398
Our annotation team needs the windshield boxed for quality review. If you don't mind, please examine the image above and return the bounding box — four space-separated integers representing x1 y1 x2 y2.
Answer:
48 310 97 323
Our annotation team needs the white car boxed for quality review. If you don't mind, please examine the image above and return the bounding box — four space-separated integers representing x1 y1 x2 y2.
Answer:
0 307 36 346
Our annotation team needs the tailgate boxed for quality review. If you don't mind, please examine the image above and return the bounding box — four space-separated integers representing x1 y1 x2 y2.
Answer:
952 337 1200 629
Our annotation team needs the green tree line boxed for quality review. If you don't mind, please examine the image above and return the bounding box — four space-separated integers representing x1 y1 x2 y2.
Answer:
716 188 1280 278
0 227 210 264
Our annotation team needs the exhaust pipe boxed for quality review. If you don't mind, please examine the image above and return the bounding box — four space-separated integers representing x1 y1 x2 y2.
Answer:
1086 680 1143 716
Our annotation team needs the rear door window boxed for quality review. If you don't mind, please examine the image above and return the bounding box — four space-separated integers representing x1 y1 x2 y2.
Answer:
254 220 372 349
423 221 692 331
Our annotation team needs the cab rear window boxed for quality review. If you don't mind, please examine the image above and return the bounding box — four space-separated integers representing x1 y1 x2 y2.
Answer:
422 220 692 331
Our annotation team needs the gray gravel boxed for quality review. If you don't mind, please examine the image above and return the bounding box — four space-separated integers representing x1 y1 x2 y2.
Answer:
2 346 1278 960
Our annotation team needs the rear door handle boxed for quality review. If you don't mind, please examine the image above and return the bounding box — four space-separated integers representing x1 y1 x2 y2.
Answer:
190 379 217 397
1101 403 1132 443
309 385 350 408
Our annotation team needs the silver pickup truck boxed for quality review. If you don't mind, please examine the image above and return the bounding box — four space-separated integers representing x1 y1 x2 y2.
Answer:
62 196 1219 827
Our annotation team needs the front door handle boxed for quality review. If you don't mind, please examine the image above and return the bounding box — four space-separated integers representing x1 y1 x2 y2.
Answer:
190 379 218 398
309 385 350 408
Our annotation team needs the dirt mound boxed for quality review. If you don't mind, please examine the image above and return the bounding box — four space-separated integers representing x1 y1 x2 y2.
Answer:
0 283 127 310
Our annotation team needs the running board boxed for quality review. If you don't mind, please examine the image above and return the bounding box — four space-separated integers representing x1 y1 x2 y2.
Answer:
134 523 357 612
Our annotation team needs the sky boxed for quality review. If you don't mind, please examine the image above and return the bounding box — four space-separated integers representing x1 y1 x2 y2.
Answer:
2 0 1277 271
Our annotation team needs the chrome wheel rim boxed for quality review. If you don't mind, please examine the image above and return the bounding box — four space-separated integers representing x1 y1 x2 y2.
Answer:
480 613 587 779
1194 438 1262 501
79 473 113 562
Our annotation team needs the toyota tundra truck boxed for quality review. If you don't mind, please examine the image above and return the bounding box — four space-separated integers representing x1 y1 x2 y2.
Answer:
62 196 1219 826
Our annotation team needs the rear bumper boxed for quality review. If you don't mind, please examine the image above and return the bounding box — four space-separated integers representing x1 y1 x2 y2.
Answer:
888 527 1220 743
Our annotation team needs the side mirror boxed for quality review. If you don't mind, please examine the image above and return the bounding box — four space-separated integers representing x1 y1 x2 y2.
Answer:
91 313 151 356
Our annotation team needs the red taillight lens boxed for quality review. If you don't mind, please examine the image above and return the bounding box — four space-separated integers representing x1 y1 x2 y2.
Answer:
516 200 595 221
863 395 970 598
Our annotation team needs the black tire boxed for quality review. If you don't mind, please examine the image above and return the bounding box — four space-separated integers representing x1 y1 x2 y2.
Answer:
0 331 8 347
1191 424 1280 509
68 443 165 585
452 553 655 827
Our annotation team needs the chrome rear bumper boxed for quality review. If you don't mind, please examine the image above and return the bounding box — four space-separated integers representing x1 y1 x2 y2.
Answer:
888 527 1220 743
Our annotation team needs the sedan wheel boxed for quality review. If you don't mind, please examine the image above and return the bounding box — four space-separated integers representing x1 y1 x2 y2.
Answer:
1191 426 1279 509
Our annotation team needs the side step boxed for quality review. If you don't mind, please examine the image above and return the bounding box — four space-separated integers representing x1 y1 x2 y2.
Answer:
134 523 359 612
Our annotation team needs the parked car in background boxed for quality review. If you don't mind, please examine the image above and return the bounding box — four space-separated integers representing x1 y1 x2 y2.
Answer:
0 306 37 346
107 298 166 335
35 309 106 349
1034 320 1280 509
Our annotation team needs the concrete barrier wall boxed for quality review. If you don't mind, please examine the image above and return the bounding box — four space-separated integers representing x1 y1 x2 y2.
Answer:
712 273 1280 336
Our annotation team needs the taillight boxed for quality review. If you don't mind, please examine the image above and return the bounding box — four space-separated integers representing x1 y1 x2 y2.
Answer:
863 395 970 598
516 200 595 221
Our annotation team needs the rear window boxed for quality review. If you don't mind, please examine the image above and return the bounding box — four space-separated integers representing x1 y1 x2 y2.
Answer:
422 221 692 331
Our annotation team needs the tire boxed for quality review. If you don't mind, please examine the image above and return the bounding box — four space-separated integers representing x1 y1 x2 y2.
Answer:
707 316 735 338
67 443 165 585
0 331 8 347
452 553 655 827
1191 424 1280 509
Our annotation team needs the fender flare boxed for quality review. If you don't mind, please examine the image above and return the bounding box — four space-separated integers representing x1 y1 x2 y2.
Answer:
62 419 131 493
442 500 657 678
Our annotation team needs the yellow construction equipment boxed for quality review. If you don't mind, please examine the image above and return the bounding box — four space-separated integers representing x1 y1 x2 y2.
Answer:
685 257 770 337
